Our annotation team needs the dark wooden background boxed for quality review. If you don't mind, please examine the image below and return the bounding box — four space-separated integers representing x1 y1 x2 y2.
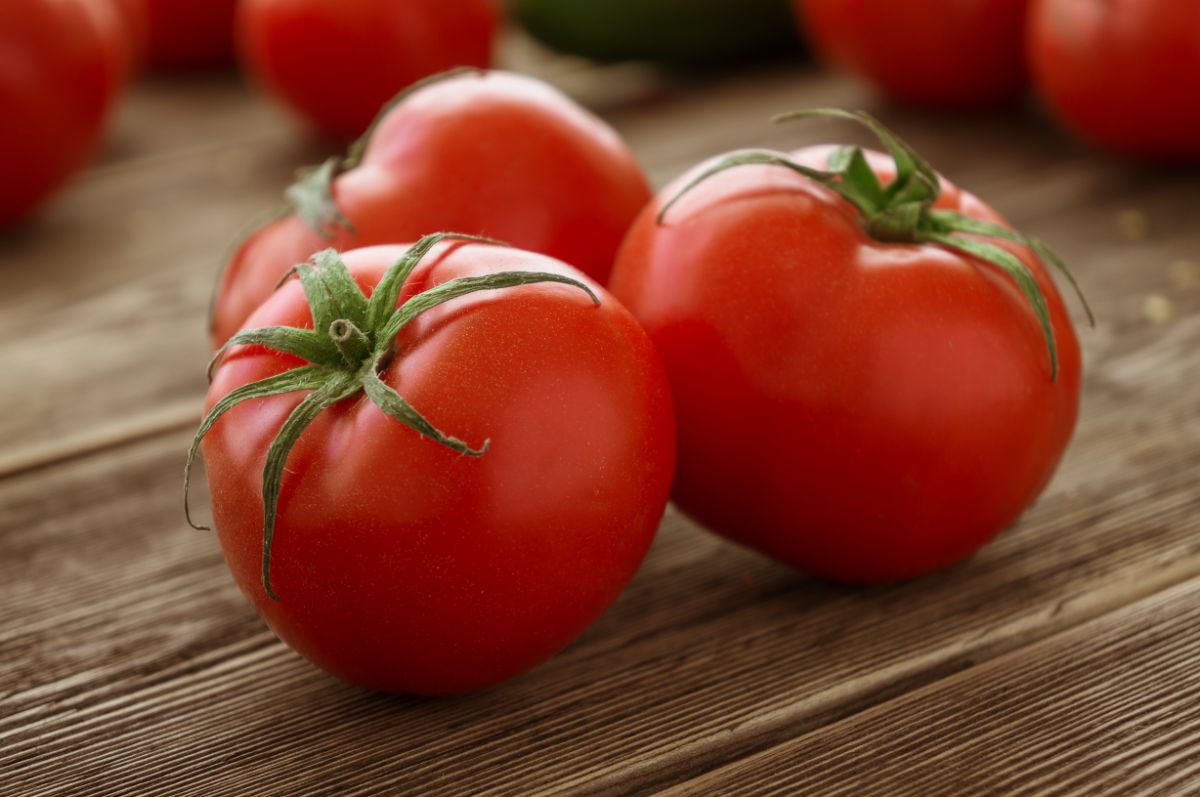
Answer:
3 32 1199 796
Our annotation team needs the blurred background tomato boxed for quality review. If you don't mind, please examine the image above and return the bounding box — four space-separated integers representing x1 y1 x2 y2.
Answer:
798 0 1029 108
1029 0 1200 160
236 0 499 140
0 0 129 226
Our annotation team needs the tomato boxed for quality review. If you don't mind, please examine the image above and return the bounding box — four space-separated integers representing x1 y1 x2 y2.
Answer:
0 0 125 226
211 70 651 346
188 236 675 693
143 0 238 70
799 0 1030 107
515 0 799 63
1028 0 1200 160
104 0 149 72
609 111 1088 583
237 0 498 140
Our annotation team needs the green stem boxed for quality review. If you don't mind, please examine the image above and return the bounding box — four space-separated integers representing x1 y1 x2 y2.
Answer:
329 319 371 368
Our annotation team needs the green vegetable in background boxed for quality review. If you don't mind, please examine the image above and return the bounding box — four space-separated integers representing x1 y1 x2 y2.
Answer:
514 0 800 63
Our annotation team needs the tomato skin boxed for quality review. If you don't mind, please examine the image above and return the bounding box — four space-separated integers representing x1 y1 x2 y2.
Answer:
1029 0 1200 159
212 71 652 346
204 243 675 694
799 0 1030 107
103 0 148 73
237 0 498 140
515 0 799 63
609 147 1081 583
0 0 124 226
143 0 237 70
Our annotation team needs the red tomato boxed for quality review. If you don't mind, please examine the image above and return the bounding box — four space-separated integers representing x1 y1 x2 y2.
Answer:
211 70 651 346
143 0 238 70
799 0 1030 107
104 0 149 71
609 115 1085 583
192 238 675 693
237 0 498 140
1028 0 1200 159
0 0 125 225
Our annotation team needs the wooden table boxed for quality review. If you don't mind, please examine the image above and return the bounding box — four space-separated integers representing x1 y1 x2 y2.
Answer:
4 36 1200 796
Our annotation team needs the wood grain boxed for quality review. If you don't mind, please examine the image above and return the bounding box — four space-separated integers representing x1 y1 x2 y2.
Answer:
661 577 1200 797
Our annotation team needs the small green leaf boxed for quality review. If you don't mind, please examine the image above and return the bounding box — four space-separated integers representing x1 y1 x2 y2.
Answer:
657 151 835 224
379 271 601 349
295 259 340 338
311 250 370 329
286 157 355 240
829 146 887 215
365 232 510 331
927 233 1059 380
207 326 341 382
259 373 360 600
184 366 330 532
927 209 1095 327
361 368 489 458
775 109 940 206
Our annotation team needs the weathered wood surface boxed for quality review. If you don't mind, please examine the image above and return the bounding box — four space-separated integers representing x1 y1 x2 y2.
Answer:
662 578 1200 797
2 34 1199 797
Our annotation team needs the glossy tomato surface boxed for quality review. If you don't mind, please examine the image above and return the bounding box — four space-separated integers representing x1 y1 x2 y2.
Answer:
800 0 1030 107
237 0 498 139
204 243 675 694
143 0 237 70
212 71 651 346
0 0 125 226
1029 0 1200 159
609 147 1082 583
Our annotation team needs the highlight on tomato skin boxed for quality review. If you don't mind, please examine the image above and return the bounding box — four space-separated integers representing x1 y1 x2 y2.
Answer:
798 0 1030 108
1027 0 1200 160
210 69 652 348
193 239 676 695
236 0 500 141
609 112 1087 585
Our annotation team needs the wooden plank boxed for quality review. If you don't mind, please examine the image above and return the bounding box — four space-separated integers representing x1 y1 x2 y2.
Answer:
2 230 1198 794
660 577 1200 797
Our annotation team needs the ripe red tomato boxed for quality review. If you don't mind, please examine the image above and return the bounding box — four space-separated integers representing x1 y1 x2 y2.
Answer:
799 0 1030 107
190 237 675 694
1028 0 1200 159
0 0 125 225
104 0 149 72
143 0 238 70
211 70 651 346
237 0 499 140
609 112 1086 583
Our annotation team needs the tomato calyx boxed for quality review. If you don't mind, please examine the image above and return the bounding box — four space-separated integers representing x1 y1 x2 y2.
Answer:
185 232 601 600
285 67 486 240
657 108 1094 380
